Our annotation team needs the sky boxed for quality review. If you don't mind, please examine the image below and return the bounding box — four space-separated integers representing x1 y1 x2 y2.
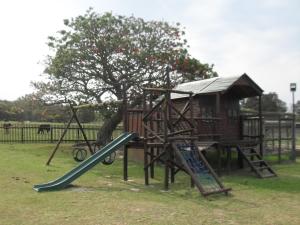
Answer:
0 0 299 108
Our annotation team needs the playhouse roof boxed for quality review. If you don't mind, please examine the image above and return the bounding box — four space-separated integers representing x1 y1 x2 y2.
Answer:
171 73 263 99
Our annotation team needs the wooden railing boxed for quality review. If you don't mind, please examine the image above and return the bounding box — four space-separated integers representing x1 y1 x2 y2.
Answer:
241 112 295 161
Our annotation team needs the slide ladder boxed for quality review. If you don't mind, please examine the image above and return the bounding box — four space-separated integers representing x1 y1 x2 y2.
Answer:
34 132 137 192
172 143 231 196
237 146 276 178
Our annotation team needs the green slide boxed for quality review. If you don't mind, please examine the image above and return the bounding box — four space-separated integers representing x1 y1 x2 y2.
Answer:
33 132 137 192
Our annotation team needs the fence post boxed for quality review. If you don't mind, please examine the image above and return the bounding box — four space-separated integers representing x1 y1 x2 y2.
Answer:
77 127 80 142
21 127 24 143
50 127 53 143
291 113 296 161
278 115 282 163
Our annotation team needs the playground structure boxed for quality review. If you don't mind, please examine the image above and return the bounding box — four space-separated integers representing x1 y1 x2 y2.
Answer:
36 72 296 196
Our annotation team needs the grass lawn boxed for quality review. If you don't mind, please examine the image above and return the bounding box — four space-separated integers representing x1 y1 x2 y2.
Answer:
1 144 300 225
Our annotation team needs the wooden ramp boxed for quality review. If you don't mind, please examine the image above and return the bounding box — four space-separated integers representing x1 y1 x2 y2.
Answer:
172 143 231 196
237 146 276 178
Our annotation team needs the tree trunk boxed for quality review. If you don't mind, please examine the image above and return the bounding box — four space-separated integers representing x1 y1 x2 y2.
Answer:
96 106 124 146
96 95 142 146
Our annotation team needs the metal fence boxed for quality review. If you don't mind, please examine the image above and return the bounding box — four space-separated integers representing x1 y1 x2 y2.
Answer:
0 124 104 143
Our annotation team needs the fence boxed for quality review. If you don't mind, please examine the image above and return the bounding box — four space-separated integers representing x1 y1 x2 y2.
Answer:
0 124 122 143
242 113 298 162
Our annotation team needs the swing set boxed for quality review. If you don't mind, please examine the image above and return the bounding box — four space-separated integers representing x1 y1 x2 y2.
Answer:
46 101 116 166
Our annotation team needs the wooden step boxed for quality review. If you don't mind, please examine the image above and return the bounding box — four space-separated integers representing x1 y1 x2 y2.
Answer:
254 166 269 170
261 174 276 178
203 188 232 196
251 160 264 164
244 152 259 157
236 146 277 178
146 142 165 147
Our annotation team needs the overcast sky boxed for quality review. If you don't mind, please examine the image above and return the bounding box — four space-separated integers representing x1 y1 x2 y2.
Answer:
0 0 299 107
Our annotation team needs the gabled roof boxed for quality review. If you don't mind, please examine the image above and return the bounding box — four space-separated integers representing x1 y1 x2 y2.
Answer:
171 73 263 99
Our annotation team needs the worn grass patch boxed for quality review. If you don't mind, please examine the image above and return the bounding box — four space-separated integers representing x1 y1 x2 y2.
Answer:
1 143 300 225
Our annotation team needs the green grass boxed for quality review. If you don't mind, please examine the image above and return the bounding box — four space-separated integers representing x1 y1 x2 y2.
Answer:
1 144 300 225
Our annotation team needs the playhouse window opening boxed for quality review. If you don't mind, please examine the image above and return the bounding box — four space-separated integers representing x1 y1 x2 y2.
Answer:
227 100 240 122
198 96 216 119
201 107 215 118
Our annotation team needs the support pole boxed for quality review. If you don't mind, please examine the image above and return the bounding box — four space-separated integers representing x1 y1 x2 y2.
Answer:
163 67 170 190
123 90 129 181
258 95 264 156
163 92 169 190
165 67 175 185
217 144 222 175
291 91 297 161
123 145 128 181
149 91 155 179
278 115 282 163
143 90 149 185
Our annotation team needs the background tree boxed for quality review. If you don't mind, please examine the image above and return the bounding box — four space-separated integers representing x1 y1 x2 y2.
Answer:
33 9 217 144
0 100 15 121
241 92 287 113
295 100 300 121
0 95 69 122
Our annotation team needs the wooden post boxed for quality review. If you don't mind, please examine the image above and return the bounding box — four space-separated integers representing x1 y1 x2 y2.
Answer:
216 93 221 140
287 123 290 150
123 89 128 181
278 115 282 163
237 115 244 168
143 90 149 185
258 95 264 156
272 126 275 152
163 91 169 190
291 111 296 161
46 115 74 165
189 92 196 185
21 127 24 143
226 147 231 174
50 127 54 143
166 68 175 184
123 145 128 181
149 91 155 179
217 144 222 175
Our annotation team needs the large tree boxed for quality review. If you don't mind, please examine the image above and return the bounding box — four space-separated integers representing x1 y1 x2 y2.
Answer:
33 9 217 144
241 92 287 113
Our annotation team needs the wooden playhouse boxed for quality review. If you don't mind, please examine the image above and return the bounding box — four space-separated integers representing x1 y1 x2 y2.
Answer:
123 73 278 196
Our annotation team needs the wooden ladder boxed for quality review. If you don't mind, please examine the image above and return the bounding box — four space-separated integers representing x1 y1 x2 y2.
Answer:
236 146 276 178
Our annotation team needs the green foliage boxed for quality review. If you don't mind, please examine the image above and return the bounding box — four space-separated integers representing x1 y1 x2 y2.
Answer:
33 9 218 144
241 92 287 113
0 94 69 122
77 108 95 123
34 9 217 105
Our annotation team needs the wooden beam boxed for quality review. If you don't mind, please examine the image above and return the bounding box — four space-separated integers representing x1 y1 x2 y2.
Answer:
142 123 165 143
143 99 164 121
72 100 122 109
70 105 94 155
144 88 193 95
46 114 74 165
